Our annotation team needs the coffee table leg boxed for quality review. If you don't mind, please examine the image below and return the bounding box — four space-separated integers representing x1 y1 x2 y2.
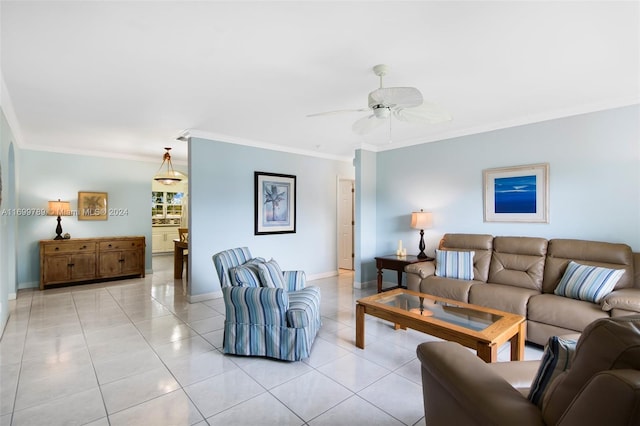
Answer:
477 343 498 363
356 304 365 348
510 322 526 361
377 267 383 293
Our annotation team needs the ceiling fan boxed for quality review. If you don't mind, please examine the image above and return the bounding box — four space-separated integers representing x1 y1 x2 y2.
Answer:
307 64 452 135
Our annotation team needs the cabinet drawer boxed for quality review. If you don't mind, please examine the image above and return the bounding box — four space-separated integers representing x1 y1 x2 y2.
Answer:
43 242 96 254
99 239 145 251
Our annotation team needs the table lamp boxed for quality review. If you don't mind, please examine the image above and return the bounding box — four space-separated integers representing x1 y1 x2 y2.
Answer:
411 209 432 259
47 199 71 240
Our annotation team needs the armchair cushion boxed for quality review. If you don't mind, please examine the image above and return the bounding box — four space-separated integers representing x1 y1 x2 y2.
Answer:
256 259 286 288
528 336 577 407
231 264 262 287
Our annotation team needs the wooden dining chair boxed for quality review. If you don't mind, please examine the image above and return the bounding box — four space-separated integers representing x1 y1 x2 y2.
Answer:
178 228 188 294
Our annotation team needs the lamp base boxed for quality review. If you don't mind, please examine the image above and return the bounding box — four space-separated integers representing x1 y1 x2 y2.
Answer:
53 215 64 240
416 229 427 259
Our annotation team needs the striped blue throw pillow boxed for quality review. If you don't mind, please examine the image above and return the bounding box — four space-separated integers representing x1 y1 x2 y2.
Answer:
528 336 577 407
256 259 286 289
554 261 624 303
434 249 475 280
231 265 261 287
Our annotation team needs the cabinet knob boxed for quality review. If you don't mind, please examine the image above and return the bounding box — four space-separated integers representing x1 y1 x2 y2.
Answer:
54 247 59 251
108 244 112 248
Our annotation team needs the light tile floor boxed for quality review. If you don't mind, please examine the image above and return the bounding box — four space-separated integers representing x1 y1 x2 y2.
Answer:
1 255 543 425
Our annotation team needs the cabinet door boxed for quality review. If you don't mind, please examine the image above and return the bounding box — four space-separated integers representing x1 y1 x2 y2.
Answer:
43 255 71 283
99 251 122 277
70 253 96 281
120 249 142 275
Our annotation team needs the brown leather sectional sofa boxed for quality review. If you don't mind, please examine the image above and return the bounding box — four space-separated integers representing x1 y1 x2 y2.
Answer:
405 233 640 345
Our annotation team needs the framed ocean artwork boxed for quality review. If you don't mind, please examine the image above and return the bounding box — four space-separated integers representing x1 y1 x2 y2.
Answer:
483 163 549 223
254 171 296 235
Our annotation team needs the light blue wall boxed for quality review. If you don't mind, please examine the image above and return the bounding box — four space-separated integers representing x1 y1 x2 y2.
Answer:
372 105 640 285
354 149 378 286
16 150 174 288
0 107 19 332
188 137 354 298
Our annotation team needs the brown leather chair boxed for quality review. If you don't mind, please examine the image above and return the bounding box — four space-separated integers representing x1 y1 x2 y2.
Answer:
416 315 640 425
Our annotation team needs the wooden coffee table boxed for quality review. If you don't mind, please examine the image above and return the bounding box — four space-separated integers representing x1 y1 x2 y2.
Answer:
356 288 526 363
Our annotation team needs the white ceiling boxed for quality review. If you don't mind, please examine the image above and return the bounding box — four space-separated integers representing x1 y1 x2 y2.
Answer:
1 1 638 164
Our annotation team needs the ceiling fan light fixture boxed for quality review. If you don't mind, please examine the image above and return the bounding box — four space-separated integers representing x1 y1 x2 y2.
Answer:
372 105 390 119
154 147 182 185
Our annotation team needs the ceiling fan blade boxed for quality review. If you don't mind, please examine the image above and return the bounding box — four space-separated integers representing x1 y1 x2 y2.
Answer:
393 101 452 124
369 87 423 109
306 108 369 117
352 114 385 135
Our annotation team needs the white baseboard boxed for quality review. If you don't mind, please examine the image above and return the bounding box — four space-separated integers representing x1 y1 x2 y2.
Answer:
8 292 16 301
307 270 338 281
188 291 222 303
353 280 377 289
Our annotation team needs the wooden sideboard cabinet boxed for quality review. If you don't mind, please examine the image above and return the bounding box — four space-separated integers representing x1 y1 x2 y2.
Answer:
40 236 145 290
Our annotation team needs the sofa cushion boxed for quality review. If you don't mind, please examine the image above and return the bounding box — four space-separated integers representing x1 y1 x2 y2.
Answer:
554 261 624 303
440 233 493 282
435 249 475 280
256 259 286 288
420 276 475 303
488 236 547 291
528 293 608 333
528 336 577 407
468 283 539 316
542 239 633 293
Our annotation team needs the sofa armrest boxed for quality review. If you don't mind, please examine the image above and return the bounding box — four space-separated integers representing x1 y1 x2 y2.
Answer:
602 288 640 313
283 270 306 292
405 261 435 279
223 286 288 325
557 369 640 426
406 261 435 292
417 341 544 426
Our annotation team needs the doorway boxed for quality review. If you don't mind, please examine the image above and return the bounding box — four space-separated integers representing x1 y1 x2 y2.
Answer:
338 179 354 270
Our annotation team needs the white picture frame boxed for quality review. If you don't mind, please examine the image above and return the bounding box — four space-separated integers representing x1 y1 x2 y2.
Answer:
483 163 549 223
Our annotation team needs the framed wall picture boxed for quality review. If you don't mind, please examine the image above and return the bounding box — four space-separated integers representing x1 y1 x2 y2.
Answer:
78 191 108 220
483 163 549 223
255 171 296 235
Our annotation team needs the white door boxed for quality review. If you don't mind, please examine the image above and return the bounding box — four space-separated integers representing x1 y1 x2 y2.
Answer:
338 179 354 270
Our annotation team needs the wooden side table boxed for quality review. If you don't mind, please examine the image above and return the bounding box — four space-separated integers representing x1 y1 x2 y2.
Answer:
374 254 432 293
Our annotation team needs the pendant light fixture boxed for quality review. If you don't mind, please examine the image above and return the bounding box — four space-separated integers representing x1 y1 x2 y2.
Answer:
154 147 182 185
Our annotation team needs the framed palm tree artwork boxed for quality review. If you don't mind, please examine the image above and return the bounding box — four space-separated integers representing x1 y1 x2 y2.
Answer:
255 171 296 235
78 191 108 220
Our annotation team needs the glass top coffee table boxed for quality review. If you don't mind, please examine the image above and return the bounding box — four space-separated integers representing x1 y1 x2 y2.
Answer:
356 288 526 363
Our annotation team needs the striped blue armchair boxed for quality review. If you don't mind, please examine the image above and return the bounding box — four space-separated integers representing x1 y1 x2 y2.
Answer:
212 247 321 361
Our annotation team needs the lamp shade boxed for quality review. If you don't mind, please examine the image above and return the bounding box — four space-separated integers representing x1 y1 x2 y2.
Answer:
47 200 71 216
411 210 432 230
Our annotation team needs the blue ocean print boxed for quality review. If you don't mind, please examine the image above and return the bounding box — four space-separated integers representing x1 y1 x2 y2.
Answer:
494 175 536 213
